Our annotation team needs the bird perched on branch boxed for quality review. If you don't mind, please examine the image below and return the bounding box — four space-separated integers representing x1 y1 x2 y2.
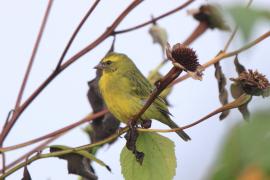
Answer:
94 52 191 141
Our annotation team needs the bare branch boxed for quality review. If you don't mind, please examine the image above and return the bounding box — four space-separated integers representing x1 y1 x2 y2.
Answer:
113 0 195 35
55 0 100 70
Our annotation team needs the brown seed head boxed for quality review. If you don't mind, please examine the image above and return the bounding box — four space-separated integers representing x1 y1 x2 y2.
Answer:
230 69 270 96
171 43 199 72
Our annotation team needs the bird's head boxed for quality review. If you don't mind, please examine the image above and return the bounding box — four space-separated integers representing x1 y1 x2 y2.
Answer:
94 52 133 74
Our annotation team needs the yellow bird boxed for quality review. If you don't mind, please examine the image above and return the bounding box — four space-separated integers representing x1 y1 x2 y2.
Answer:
95 53 191 141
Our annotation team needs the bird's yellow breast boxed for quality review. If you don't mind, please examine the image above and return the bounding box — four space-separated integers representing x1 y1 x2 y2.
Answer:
99 72 141 123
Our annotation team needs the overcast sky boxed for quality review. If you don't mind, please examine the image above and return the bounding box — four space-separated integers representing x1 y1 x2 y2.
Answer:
1 0 270 180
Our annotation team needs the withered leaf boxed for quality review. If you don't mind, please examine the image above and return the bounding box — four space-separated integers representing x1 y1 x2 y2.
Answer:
148 24 168 52
22 165 31 180
87 72 120 142
234 55 246 75
231 56 251 120
230 83 251 121
214 61 230 120
50 145 110 179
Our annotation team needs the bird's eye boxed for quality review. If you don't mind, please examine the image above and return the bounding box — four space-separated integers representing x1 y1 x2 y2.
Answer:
105 61 112 65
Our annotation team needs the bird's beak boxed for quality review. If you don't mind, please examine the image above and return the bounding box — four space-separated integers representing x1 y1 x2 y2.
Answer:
94 63 104 70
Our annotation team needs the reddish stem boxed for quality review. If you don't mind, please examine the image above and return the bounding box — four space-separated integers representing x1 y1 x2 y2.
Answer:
114 0 196 35
0 110 107 152
55 0 100 70
14 0 53 110
183 22 208 46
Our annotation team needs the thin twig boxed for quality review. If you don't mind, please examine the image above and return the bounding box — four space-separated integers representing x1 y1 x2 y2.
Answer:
0 110 107 153
55 0 100 70
14 0 53 109
1 152 6 174
0 0 143 145
113 0 195 35
1 134 61 174
137 94 251 133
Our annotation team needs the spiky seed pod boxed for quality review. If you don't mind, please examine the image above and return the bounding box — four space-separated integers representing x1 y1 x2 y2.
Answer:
171 43 199 72
230 69 270 96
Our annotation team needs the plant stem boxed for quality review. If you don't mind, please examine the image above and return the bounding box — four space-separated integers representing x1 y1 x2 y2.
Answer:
183 22 208 46
0 110 107 153
113 0 195 35
55 0 100 70
137 94 251 133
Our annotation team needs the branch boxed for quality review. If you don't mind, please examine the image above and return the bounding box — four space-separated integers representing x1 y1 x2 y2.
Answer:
14 0 53 110
55 0 100 70
1 135 59 174
0 0 143 145
0 110 107 153
171 30 270 85
113 0 195 35
137 94 251 133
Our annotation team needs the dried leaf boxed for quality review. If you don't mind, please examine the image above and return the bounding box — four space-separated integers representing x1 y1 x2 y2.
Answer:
149 24 168 51
214 62 230 120
234 55 246 75
190 4 230 31
230 83 251 121
87 73 120 143
22 165 31 180
50 145 110 179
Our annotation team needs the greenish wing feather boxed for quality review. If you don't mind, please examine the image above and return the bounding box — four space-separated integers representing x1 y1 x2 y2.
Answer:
126 69 172 117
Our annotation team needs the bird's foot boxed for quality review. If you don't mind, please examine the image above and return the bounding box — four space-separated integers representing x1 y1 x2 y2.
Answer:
125 119 145 165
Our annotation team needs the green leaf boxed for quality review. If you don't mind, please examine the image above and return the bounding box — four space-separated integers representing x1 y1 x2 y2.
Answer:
209 110 270 180
121 132 176 180
228 6 270 40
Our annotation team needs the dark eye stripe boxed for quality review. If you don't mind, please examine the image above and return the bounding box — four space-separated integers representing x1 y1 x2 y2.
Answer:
106 60 112 65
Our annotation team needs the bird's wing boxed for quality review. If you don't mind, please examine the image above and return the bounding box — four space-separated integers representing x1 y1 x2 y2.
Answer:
126 69 172 117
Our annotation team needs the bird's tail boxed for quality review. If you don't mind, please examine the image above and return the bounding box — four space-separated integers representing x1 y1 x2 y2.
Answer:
167 120 191 141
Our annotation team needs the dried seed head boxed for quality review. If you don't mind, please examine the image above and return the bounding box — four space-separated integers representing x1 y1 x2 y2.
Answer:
171 43 199 72
189 4 230 31
230 69 270 96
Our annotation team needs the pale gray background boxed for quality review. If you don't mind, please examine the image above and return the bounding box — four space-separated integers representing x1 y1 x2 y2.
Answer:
0 0 269 179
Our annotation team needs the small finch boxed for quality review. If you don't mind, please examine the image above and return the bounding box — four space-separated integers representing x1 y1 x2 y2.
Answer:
95 52 191 141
